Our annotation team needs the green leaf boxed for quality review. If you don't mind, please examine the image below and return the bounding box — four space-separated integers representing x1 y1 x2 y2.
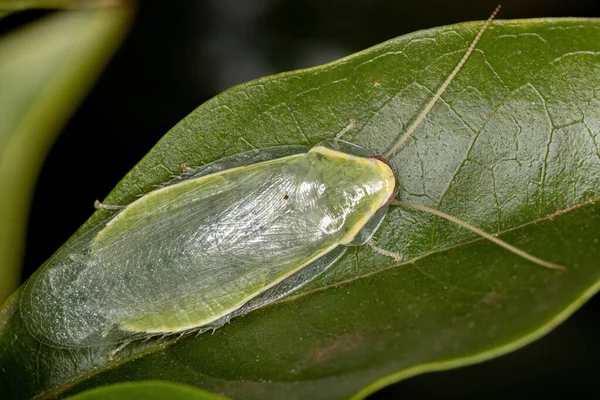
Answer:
0 0 120 20
2 17 600 400
0 7 132 303
0 0 115 12
63 381 228 400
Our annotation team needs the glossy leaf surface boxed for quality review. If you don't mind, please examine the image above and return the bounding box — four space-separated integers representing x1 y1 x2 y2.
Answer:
0 7 132 302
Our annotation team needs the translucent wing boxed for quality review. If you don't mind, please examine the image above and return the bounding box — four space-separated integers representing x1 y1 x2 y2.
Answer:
22 144 393 348
22 152 342 347
232 245 347 317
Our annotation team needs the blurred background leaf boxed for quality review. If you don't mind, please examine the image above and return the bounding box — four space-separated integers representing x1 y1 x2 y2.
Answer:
0 0 118 12
0 5 132 303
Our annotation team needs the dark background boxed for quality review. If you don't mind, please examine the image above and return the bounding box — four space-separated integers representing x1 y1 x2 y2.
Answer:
3 0 600 398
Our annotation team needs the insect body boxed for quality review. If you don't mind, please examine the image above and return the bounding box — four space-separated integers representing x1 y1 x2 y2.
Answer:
21 141 396 347
20 5 562 349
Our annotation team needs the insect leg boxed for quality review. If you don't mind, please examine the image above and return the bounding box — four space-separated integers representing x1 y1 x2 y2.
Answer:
179 162 192 173
367 240 403 262
94 199 126 210
335 119 358 139
106 339 132 360
393 200 565 270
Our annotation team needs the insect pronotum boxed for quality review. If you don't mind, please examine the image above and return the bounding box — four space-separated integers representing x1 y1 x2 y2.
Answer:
20 5 564 350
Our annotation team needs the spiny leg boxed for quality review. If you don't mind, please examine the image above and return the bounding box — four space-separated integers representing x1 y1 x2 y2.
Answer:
368 239 403 262
106 339 133 360
94 200 126 211
393 200 565 271
180 162 192 174
336 119 359 139
384 5 501 160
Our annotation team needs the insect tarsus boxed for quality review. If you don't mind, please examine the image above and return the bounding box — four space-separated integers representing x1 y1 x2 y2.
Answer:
94 200 126 211
368 240 403 262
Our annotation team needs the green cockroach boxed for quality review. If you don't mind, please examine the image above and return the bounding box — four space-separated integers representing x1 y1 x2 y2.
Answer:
19 6 563 349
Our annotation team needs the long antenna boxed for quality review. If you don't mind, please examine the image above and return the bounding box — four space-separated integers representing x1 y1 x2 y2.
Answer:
384 5 501 160
394 201 565 270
